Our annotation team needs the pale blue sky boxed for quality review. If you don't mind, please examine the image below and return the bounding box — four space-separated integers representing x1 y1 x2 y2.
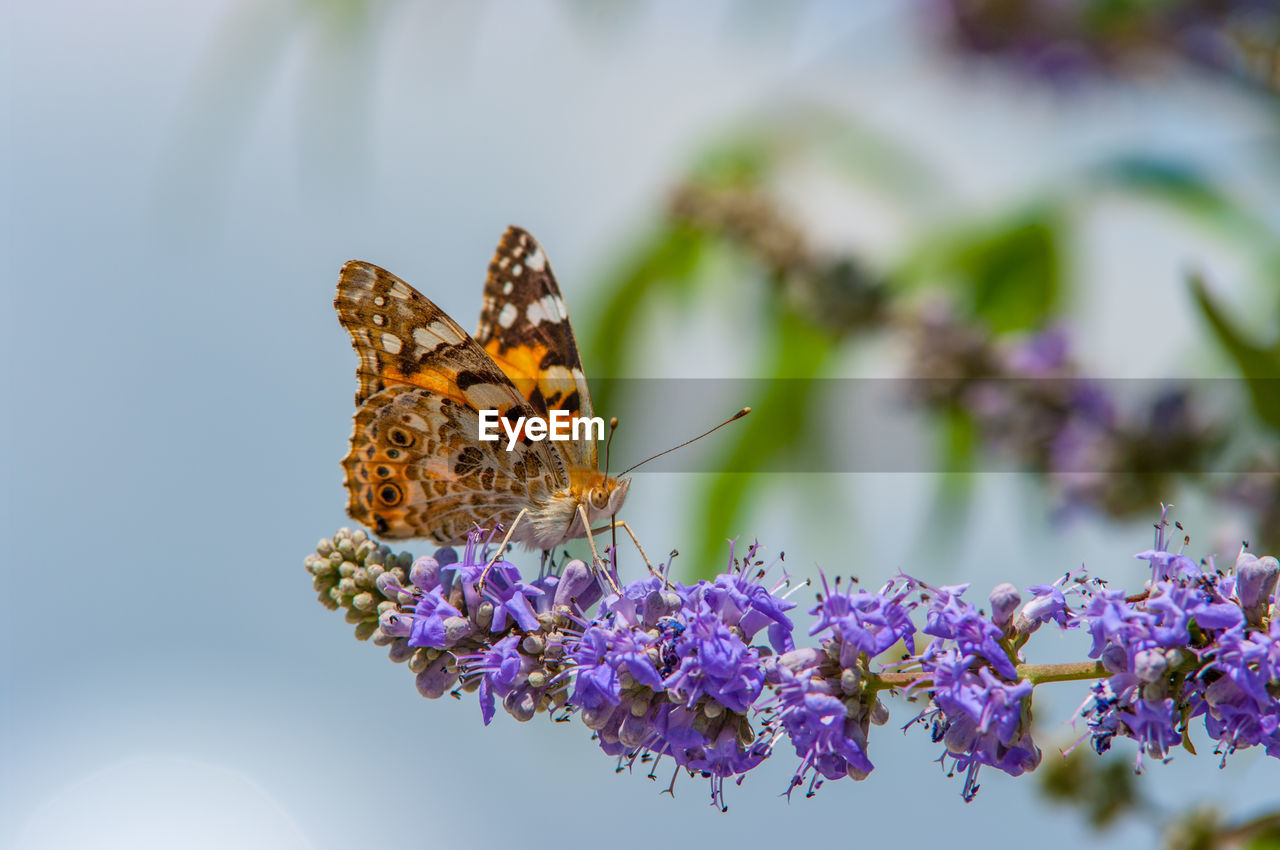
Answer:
3 2 1278 848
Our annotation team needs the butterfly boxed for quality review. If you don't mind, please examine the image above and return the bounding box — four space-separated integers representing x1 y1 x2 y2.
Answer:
335 226 631 556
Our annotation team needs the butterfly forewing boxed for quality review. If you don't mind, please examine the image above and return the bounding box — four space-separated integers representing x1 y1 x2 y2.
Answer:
475 226 597 469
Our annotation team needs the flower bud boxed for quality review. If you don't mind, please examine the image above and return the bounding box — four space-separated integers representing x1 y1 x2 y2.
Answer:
408 647 434 674
504 688 538 722
388 638 414 664
410 557 441 592
375 572 404 598
989 582 1022 628
553 559 595 608
415 654 458 699
619 712 649 748
580 705 614 731
1133 649 1166 683
1100 644 1128 674
443 616 473 644
1236 553 1279 627
840 668 860 695
378 609 413 637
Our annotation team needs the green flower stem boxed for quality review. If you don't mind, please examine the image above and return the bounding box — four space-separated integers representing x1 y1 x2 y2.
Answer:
872 661 1110 689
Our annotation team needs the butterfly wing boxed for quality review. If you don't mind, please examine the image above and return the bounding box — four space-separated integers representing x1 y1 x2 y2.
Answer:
475 226 598 469
336 261 565 541
341 385 563 542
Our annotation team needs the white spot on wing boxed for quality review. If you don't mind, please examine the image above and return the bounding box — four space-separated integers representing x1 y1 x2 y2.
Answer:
373 314 385 326
412 327 438 349
498 302 519 328
525 293 567 325
502 282 513 295
381 332 402 354
463 383 511 409
427 320 463 344
525 247 547 272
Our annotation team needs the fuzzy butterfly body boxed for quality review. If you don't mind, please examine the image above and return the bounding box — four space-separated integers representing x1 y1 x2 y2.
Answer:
335 227 629 550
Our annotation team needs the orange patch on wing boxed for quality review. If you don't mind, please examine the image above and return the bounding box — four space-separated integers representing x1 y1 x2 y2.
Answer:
484 341 546 382
483 341 547 400
375 365 472 406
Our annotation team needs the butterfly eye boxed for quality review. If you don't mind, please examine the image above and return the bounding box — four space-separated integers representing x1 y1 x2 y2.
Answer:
589 488 609 511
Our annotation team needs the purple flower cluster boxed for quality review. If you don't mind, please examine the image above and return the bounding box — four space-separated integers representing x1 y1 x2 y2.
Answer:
1075 513 1280 768
906 581 1040 801
906 307 1220 520
305 508 1280 807
764 576 917 797
566 557 796 809
929 0 1280 91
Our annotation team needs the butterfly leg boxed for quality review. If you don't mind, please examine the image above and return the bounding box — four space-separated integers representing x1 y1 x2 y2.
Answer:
590 520 657 579
477 508 529 591
578 504 622 595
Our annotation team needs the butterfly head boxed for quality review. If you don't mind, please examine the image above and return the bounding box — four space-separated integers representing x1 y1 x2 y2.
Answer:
575 468 631 526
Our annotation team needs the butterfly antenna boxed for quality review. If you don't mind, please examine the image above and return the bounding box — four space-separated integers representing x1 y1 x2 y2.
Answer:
604 417 619 477
618 407 751 476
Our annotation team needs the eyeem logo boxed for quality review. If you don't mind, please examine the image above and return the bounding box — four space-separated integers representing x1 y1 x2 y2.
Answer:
479 410 606 450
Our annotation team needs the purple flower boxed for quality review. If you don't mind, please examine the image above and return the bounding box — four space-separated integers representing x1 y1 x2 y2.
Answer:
664 609 766 713
407 588 465 648
809 576 917 666
470 634 533 725
913 648 1039 801
1022 570 1092 630
770 661 877 796
918 580 1018 681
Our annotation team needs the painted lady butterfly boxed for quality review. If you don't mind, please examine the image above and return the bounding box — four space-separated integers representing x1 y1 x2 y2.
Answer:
335 226 630 556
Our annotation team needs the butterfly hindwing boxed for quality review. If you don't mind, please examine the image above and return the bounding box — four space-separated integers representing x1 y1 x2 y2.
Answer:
475 226 597 469
342 385 561 542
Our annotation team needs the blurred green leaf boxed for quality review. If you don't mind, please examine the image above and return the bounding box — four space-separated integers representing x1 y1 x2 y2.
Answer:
688 140 777 188
585 222 708 413
952 208 1064 332
1039 748 1142 831
1190 273 1280 434
1097 156 1226 217
937 406 979 506
1245 827 1280 850
1094 155 1280 284
693 307 837 575
899 206 1066 333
